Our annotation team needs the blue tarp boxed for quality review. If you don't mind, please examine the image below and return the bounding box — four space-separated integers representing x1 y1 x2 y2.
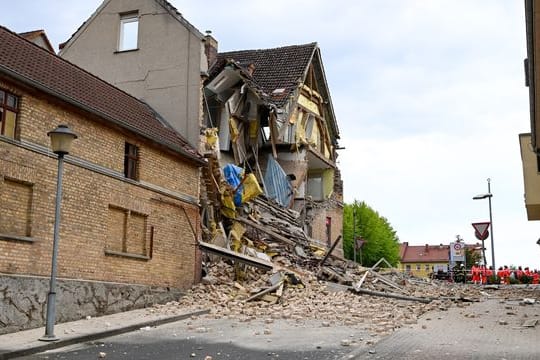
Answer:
263 155 292 207
223 164 244 206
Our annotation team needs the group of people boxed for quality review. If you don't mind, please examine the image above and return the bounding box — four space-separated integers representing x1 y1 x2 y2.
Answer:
468 264 540 284
495 265 539 284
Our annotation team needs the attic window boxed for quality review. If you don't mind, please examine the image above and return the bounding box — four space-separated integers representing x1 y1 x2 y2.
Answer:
119 13 139 51
272 88 286 95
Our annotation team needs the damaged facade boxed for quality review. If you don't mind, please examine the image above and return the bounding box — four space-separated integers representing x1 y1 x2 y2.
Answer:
58 0 343 258
202 43 344 256
0 0 345 334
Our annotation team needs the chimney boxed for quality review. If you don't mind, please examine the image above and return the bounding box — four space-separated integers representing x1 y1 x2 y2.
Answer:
246 63 256 76
424 244 429 252
204 30 218 68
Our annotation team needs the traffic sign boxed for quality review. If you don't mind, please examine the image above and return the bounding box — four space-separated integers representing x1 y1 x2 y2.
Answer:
472 222 490 239
475 230 489 241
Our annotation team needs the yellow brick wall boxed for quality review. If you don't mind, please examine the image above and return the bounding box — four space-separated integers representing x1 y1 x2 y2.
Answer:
0 81 201 289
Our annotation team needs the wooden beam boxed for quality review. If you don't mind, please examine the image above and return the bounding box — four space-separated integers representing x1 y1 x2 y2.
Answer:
351 287 432 304
319 235 342 267
198 241 273 271
235 217 297 246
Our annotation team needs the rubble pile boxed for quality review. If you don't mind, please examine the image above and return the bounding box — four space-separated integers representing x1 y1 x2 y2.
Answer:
161 189 540 338
152 260 499 336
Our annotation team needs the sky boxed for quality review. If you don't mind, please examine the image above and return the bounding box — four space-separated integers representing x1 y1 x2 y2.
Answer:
2 1 539 269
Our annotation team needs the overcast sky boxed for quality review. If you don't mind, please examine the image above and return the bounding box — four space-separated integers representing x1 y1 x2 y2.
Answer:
2 1 538 269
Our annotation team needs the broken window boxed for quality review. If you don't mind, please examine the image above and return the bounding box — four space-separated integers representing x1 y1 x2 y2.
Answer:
0 89 18 139
325 217 332 247
118 13 139 51
307 172 323 201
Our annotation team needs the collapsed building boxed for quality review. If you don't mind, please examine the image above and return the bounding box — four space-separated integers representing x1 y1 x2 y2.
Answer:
199 42 344 262
1 0 345 334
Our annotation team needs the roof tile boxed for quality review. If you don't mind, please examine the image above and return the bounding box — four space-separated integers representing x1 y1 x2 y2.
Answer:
210 43 317 107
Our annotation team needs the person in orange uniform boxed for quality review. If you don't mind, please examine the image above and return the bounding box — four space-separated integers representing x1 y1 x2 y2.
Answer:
486 266 494 284
471 264 480 284
532 270 539 285
480 265 487 285
497 267 504 284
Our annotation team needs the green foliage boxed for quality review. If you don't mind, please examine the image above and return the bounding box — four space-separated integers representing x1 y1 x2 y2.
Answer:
343 201 400 267
464 248 482 270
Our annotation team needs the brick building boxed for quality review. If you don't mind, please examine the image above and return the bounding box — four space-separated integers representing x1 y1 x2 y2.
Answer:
0 26 205 333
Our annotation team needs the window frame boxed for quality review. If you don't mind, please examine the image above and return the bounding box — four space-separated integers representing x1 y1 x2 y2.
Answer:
124 142 139 180
118 13 139 52
0 88 19 138
105 205 149 260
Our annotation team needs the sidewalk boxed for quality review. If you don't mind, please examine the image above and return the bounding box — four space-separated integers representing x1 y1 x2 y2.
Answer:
0 307 209 360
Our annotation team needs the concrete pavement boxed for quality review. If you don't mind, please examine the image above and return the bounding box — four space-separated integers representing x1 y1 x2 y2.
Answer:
0 307 209 360
343 296 540 359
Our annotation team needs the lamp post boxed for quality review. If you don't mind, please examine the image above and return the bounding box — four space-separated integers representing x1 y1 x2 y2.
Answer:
353 204 357 263
472 178 495 273
40 125 77 342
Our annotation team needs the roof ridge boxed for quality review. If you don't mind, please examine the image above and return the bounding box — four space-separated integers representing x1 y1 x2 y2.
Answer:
219 42 317 55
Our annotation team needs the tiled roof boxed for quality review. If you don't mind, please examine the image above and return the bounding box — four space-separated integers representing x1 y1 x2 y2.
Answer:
210 43 317 107
400 243 450 263
18 29 54 53
0 26 203 164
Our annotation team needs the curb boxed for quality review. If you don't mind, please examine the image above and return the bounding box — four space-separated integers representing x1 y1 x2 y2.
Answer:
0 309 209 360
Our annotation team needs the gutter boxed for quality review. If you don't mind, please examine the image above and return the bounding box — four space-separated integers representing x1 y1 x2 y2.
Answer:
0 65 206 167
525 0 537 152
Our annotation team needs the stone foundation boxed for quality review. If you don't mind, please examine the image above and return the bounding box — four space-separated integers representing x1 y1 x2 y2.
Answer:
0 274 184 335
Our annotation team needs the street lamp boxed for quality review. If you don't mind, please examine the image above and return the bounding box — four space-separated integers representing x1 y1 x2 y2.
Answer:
472 178 495 274
40 125 77 341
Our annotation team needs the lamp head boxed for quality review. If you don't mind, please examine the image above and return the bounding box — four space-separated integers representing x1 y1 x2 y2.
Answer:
473 193 492 200
48 125 77 155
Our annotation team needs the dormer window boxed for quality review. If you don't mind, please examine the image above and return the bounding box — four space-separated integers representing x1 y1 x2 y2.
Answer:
118 13 139 51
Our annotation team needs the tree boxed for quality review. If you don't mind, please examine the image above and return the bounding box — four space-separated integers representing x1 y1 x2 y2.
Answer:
343 201 400 267
464 248 482 269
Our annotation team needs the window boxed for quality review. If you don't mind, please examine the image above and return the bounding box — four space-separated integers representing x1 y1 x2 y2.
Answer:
425 265 430 272
307 173 323 201
119 13 139 51
405 265 411 272
0 178 33 241
416 264 421 271
124 142 139 180
325 217 332 247
0 89 19 138
106 205 148 258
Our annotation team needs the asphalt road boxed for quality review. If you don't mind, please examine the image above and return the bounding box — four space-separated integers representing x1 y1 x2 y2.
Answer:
18 317 373 360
